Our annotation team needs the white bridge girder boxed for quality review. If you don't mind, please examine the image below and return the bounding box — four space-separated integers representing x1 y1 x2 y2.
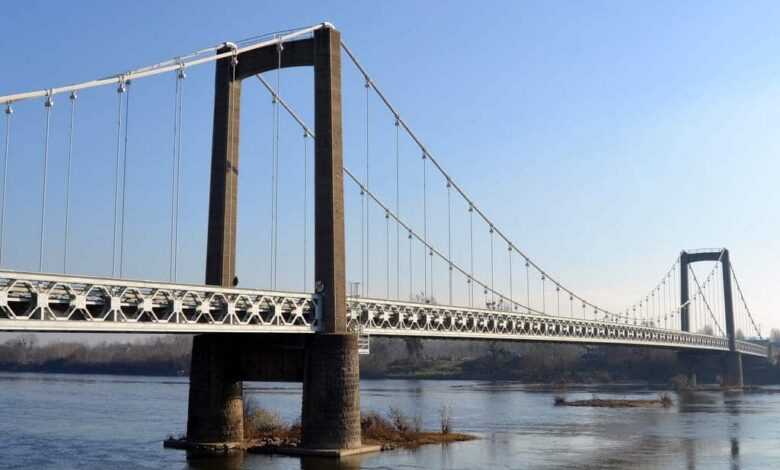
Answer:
0 271 767 358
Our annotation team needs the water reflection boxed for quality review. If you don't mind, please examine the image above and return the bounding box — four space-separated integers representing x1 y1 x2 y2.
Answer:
299 455 363 470
185 453 244 470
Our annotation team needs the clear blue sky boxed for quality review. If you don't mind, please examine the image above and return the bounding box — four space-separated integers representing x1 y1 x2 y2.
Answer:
1 0 779 340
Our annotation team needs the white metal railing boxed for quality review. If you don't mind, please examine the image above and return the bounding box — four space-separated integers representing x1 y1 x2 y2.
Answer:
0 271 767 358
0 270 317 334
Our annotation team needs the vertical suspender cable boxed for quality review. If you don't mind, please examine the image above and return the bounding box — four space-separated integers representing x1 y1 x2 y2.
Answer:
525 259 530 314
272 41 283 289
119 81 132 277
648 296 651 325
170 68 185 282
672 263 677 325
112 81 126 277
63 92 77 273
365 79 370 298
385 210 389 298
508 245 513 309
270 84 277 287
169 75 178 282
447 179 452 305
429 247 434 302
0 104 13 267
175 69 185 281
661 281 666 327
395 117 400 299
174 72 184 282
651 290 655 325
422 151 427 299
715 263 722 332
489 226 494 306
541 275 546 314
468 205 474 307
556 285 560 316
408 230 412 299
39 93 54 272
302 131 308 291
360 186 365 296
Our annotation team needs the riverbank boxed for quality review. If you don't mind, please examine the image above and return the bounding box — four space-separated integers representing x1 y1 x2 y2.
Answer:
2 335 779 384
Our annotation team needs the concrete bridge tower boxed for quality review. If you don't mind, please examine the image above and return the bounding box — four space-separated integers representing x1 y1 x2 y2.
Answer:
185 24 362 451
678 249 743 387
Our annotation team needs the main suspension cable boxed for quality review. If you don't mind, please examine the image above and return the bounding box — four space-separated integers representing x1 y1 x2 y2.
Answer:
730 264 762 340
1 24 329 104
344 166 540 313
340 39 625 319
689 265 725 336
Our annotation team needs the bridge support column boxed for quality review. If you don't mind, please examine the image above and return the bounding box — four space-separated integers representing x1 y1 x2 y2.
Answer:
722 352 743 388
186 335 244 444
301 334 361 450
677 351 698 388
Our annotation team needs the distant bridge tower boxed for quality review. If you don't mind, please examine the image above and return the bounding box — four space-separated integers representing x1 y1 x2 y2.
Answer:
186 24 362 452
678 248 742 387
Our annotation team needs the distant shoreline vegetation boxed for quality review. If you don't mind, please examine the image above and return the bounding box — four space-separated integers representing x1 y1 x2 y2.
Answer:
1 335 779 384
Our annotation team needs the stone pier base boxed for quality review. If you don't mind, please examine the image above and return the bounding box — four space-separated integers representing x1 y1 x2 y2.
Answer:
722 351 743 388
186 334 244 444
677 350 744 389
183 333 361 453
301 334 362 450
677 351 699 387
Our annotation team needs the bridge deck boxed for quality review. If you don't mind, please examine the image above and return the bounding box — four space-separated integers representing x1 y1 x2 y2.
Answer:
0 271 767 358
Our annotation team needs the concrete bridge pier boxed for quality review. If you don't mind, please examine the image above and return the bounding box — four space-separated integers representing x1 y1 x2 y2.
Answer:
186 335 244 444
301 334 361 449
722 351 743 388
184 333 361 450
677 351 699 388
677 350 744 388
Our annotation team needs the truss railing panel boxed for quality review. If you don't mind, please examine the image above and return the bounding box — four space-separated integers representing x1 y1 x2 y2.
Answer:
347 298 768 358
735 339 768 357
0 271 767 358
0 271 318 334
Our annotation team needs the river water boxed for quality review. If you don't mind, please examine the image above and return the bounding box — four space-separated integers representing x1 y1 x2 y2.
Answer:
0 372 778 469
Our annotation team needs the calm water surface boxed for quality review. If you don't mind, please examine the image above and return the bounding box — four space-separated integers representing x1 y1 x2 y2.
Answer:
0 372 778 469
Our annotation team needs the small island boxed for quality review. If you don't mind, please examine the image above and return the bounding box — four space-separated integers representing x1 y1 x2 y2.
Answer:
554 393 673 408
165 402 477 455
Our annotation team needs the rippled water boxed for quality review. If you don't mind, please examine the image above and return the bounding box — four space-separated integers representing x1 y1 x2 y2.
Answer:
0 372 778 469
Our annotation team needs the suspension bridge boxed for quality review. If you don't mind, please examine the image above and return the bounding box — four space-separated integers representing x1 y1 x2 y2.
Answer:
0 23 769 454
